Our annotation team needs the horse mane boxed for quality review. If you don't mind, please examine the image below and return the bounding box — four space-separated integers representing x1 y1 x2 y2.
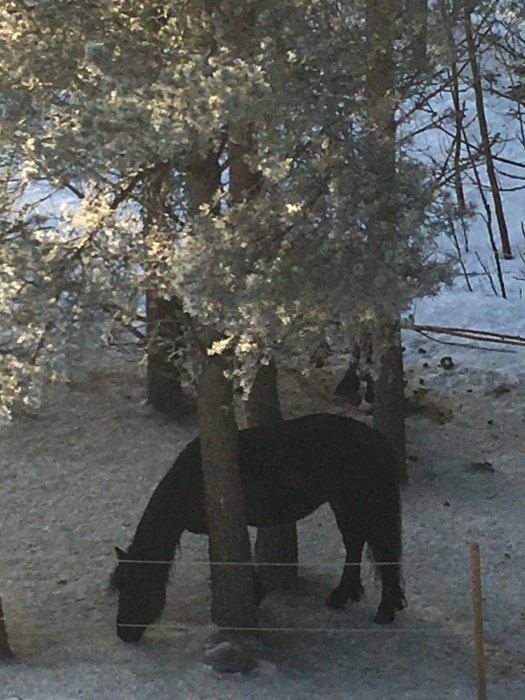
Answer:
110 446 192 596
110 537 183 594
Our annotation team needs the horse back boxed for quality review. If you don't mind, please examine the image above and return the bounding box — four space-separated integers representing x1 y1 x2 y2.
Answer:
168 413 398 531
238 413 398 527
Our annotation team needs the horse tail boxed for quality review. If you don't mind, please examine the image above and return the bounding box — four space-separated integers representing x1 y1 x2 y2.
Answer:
362 431 406 614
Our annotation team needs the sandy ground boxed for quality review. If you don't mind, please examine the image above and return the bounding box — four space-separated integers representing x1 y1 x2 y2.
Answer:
0 340 524 699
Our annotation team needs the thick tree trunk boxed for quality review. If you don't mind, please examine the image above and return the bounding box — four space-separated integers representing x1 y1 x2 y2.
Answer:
198 359 258 628
246 362 282 426
146 292 188 416
188 136 257 628
406 0 428 67
188 149 221 214
372 321 407 483
227 10 300 590
143 163 188 416
247 362 298 590
365 0 407 483
0 595 13 658
145 140 221 417
335 336 374 407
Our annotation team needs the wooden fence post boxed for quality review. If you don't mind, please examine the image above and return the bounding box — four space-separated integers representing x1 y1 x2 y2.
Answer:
0 593 13 658
470 543 487 700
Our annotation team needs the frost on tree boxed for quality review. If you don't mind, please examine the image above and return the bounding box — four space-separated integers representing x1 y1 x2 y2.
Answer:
0 0 456 630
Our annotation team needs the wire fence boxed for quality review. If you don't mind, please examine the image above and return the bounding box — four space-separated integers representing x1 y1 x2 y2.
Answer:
0 550 440 635
0 553 414 566
4 545 523 700
112 559 403 566
0 618 457 635
0 546 515 644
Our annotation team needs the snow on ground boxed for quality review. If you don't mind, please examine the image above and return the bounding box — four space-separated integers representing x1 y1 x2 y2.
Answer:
1 317 525 699
2 29 525 700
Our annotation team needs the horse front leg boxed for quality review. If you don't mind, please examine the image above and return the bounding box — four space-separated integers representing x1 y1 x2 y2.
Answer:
253 569 266 605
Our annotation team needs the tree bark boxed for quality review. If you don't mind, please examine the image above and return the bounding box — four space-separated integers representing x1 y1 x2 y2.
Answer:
406 0 428 67
188 135 258 627
227 5 300 589
440 0 467 214
372 321 407 483
0 595 13 659
198 358 259 628
247 362 299 590
146 292 188 416
187 149 221 214
365 0 407 483
143 163 188 416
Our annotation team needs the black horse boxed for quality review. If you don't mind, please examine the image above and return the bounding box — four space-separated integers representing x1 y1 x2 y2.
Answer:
111 413 405 642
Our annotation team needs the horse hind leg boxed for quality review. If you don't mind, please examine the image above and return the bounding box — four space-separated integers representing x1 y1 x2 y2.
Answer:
253 569 266 606
368 539 406 624
325 512 366 610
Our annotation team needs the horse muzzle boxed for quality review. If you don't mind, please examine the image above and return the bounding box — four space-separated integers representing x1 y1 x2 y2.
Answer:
117 622 146 643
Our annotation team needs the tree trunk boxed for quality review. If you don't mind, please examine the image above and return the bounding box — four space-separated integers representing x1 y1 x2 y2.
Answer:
143 163 188 416
188 135 257 628
246 362 282 426
440 0 467 214
0 595 13 659
146 292 188 416
372 321 407 483
198 358 258 628
335 337 374 407
464 6 512 260
247 362 299 590
227 7 300 590
365 0 407 483
406 0 428 67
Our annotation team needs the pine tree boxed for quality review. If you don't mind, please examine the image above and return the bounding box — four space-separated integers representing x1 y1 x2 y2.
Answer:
0 0 455 628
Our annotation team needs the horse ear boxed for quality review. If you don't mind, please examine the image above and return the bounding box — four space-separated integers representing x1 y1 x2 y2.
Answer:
115 546 126 559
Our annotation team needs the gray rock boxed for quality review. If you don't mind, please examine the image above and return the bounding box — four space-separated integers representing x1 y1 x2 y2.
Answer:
203 640 258 675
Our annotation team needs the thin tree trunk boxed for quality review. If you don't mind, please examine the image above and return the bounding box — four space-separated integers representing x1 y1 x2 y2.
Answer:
451 69 466 214
247 362 299 590
198 358 258 628
440 0 467 213
365 0 407 483
0 595 13 658
461 123 507 299
464 7 512 259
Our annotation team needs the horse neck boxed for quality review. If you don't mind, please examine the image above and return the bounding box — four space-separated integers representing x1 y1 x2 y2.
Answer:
128 483 185 563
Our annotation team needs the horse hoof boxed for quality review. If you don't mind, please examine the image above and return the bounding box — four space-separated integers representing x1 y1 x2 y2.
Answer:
325 589 347 609
373 608 395 625
348 583 364 602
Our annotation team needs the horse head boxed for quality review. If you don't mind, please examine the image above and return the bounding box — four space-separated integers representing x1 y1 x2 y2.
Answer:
110 546 168 642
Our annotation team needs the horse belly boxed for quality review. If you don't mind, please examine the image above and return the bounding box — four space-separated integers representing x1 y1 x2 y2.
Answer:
244 473 327 527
